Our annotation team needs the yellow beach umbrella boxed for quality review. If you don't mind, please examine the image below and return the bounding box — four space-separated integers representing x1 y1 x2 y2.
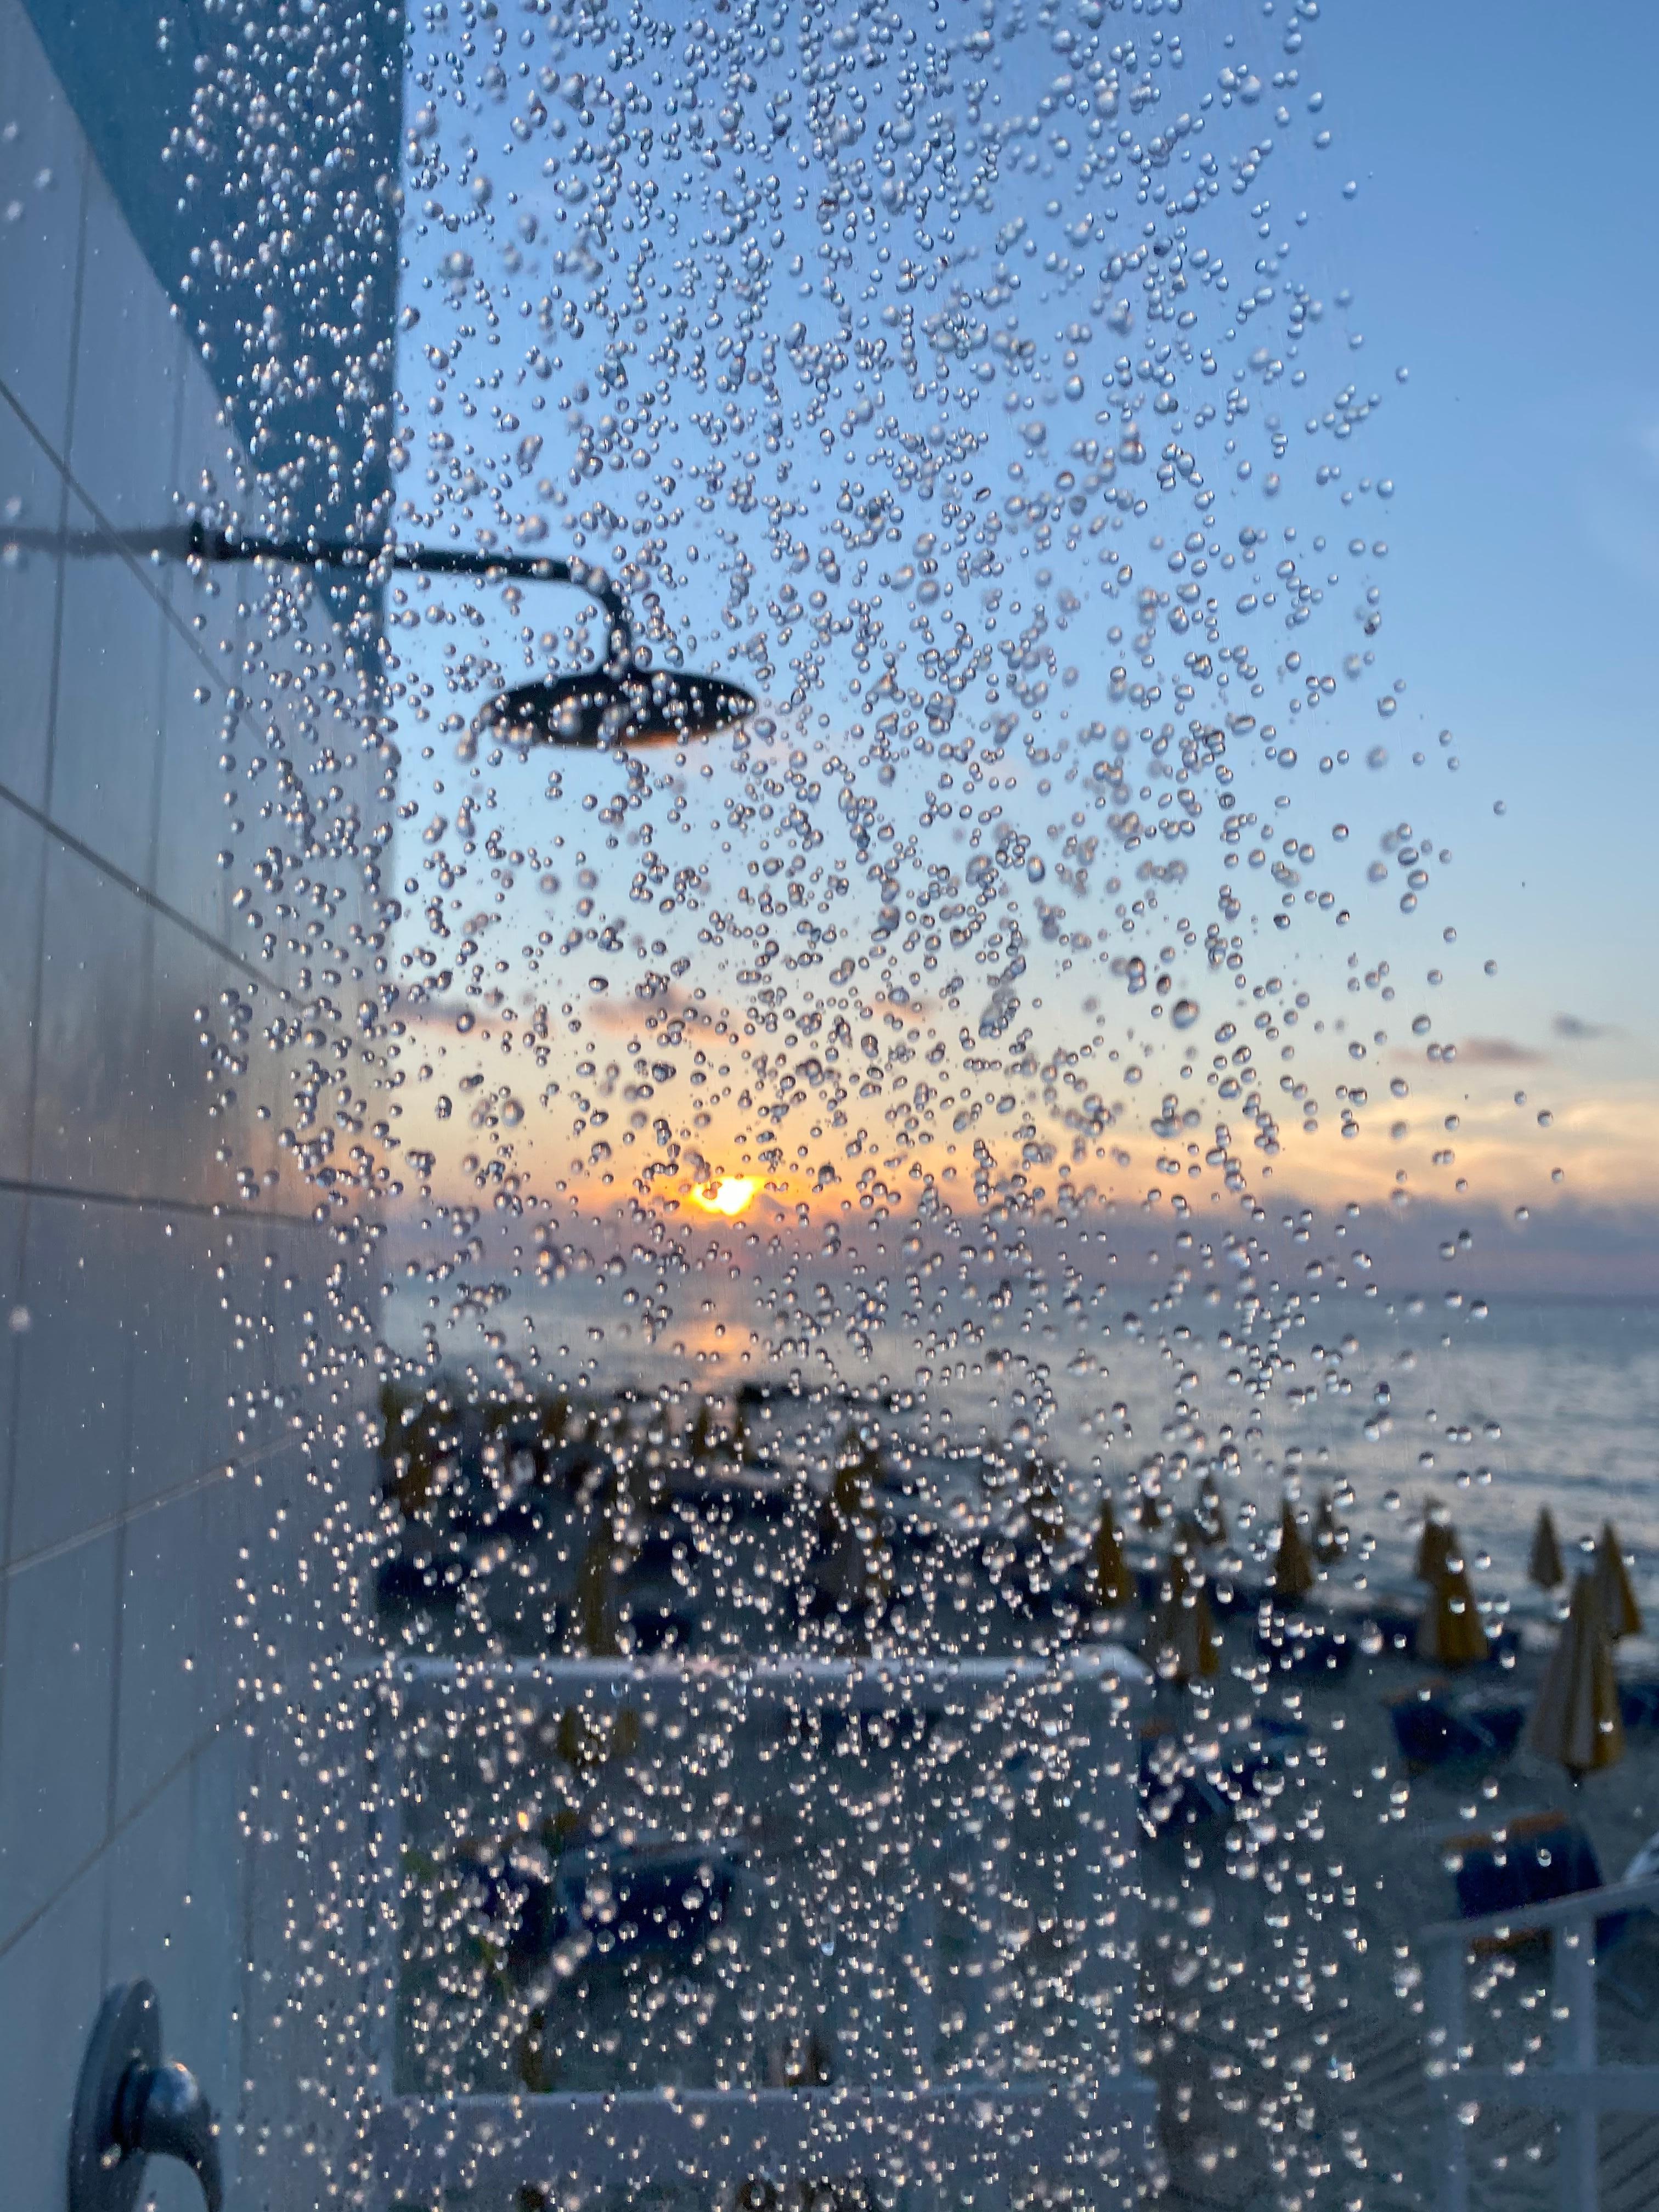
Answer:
1415 1500 1454 1587
1146 1549 1221 1683
1526 1571 1626 1779
1594 1521 1643 1640
1527 1505 1565 1592
1091 1495 1136 1608
1271 1499 1317 1602
1415 1549 1490 1668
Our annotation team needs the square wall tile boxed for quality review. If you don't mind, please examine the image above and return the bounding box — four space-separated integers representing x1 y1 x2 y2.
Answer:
0 794 46 1182
0 1848 105 2212
125 1207 255 1514
30 837 154 1195
67 153 183 531
112 1485 213 1822
0 1526 119 1943
50 493 167 887
152 592 231 942
0 0 86 459
0 1188 24 1564
104 1756 191 1977
173 343 240 518
134 905 249 1210
31 847 243 1211
7 1189 137 1562
0 392 64 809
100 1723 253 2211
182 1719 253 2204
102 1763 222 2212
240 1714 343 2209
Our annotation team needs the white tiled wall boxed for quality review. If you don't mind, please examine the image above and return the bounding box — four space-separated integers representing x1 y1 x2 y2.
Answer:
0 3 380 2202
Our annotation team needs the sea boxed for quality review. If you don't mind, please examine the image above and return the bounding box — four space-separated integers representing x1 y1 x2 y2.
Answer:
383 1266 1659 1636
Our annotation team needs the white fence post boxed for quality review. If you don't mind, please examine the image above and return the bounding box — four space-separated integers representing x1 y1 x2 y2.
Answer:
1427 1937 1469 2212
1414 1870 1659 2211
1553 1909 1597 2212
362 1653 1156 2207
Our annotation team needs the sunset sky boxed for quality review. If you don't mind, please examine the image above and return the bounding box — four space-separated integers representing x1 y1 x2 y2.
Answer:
366 0 1659 1278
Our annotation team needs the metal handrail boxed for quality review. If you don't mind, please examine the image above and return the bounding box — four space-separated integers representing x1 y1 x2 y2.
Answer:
357 1650 1154 2204
368 2076 1155 2198
1418 1870 1659 2211
352 1646 1149 1697
1418 1869 1659 1950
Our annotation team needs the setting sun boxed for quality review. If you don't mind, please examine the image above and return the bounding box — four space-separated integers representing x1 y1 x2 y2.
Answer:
692 1176 761 1218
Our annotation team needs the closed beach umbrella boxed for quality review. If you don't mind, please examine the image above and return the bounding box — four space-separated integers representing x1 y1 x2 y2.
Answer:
1091 1494 1136 1609
1415 1500 1453 1587
378 1379 441 1519
1146 1548 1220 1683
815 1455 894 1641
1416 1545 1490 1668
1198 1471 1229 1546
1594 1521 1643 1640
1272 1499 1317 1602
1526 1570 1626 1779
1527 1506 1565 1592
1136 1486 1165 1533
1020 1456 1067 1555
576 1516 624 1658
1315 1489 1347 1564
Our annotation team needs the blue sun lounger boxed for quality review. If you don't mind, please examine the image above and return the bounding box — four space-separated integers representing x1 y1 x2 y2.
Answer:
1386 1682 1525 1773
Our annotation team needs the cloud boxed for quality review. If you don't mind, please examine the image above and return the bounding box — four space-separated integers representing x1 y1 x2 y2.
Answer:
1458 1036 1545 1066
1553 1013 1617 1042
584 979 702 1034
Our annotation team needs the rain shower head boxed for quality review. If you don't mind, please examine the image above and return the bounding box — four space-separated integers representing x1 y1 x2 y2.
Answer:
183 522 758 750
477 663 759 751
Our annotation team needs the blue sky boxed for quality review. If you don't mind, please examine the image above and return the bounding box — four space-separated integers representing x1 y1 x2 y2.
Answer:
1305 0 1659 1092
376 0 1659 1254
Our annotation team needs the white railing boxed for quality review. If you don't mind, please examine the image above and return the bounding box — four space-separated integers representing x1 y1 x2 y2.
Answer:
360 1651 1156 2206
1418 1871 1659 2211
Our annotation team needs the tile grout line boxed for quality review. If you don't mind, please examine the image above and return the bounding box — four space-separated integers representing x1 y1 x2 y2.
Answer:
97 346 191 1897
98 459 183 1909
0 368 228 696
97 1284 140 1974
0 775 277 991
144 360 191 909
0 1172 320 1226
0 1689 256 1970
0 125 91 1857
0 1425 305 1587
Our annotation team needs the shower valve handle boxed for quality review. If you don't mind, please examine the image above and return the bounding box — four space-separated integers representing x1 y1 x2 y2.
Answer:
70 1982 224 2212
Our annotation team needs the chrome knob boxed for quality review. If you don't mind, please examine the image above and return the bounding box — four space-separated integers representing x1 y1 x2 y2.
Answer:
70 1982 224 2212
